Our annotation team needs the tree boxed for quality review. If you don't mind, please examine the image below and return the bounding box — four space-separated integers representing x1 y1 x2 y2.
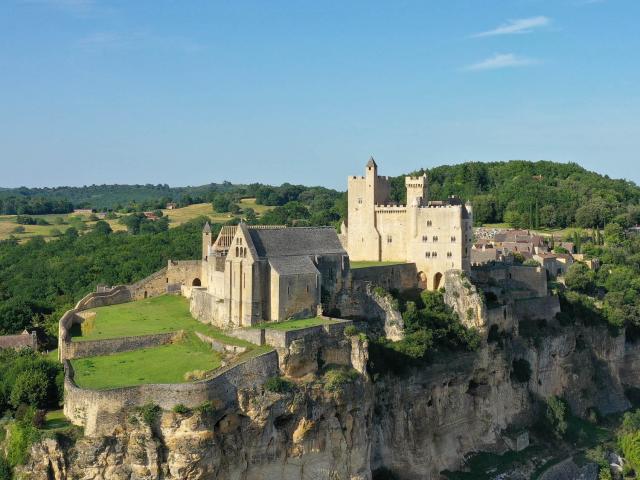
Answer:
565 263 595 294
212 195 232 213
471 194 497 225
575 197 613 228
93 220 112 235
9 370 49 409
604 222 625 246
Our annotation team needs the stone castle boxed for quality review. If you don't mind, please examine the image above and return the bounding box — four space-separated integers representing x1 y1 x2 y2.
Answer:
188 158 474 327
341 158 474 290
192 223 348 328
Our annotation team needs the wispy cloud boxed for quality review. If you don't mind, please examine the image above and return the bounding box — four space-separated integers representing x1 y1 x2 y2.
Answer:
472 16 551 38
464 53 539 71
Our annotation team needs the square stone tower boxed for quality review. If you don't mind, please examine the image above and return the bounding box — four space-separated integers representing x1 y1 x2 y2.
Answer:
343 158 473 290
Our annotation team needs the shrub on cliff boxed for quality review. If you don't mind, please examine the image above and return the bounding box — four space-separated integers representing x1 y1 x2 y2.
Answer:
264 376 294 394
136 403 161 426
543 396 569 439
324 367 359 392
5 407 41 467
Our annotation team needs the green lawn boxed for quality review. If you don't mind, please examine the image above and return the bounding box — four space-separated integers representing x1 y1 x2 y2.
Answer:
70 332 222 389
42 410 71 431
72 294 252 348
254 317 340 331
350 261 406 269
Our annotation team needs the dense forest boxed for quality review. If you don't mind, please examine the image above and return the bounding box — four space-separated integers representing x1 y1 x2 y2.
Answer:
3 161 639 228
0 219 207 340
388 161 640 229
3 160 640 342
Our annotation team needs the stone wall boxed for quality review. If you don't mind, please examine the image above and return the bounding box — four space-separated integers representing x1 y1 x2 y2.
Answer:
58 288 134 360
349 263 418 292
64 332 178 360
74 286 132 311
59 262 204 361
64 350 279 436
471 264 548 299
128 268 168 300
166 259 202 290
512 295 561 322
194 331 246 354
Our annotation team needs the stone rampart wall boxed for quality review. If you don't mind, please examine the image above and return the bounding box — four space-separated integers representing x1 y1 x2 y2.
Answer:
59 262 200 360
128 268 168 300
194 331 247 354
263 319 352 349
167 259 202 290
512 295 561 322
228 328 265 345
64 349 279 436
350 263 418 292
75 286 132 311
65 332 178 360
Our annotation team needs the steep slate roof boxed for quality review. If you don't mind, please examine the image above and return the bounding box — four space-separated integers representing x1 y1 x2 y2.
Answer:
247 227 346 258
269 256 319 276
367 156 377 168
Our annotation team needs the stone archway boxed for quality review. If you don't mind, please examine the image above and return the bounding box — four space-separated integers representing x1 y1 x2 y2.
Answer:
417 271 428 290
433 272 443 291
192 278 201 287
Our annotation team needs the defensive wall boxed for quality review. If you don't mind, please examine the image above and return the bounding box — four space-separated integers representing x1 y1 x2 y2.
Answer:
63 350 279 436
59 260 199 360
64 332 179 360
444 267 560 336
349 263 418 292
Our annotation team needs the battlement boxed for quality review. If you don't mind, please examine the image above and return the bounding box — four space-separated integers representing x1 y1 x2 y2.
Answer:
349 175 392 181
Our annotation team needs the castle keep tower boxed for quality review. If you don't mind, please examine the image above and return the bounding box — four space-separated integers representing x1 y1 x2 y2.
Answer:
343 158 473 290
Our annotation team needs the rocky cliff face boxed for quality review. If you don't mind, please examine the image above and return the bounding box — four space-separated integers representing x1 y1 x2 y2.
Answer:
19 325 640 480
19 380 373 480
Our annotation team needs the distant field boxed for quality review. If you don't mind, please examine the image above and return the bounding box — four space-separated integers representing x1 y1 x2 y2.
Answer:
239 197 273 214
0 198 274 241
72 294 252 348
70 332 222 389
350 261 406 269
254 317 340 331
162 203 230 225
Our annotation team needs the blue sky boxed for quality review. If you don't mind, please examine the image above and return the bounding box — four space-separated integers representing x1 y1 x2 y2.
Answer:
0 0 638 189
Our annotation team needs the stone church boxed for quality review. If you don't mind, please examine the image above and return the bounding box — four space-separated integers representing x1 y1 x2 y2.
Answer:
341 158 473 290
192 222 348 328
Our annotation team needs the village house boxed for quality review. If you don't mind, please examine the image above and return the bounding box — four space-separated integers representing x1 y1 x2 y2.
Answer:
0 329 38 350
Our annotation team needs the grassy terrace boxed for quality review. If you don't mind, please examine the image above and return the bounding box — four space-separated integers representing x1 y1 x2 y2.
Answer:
71 294 252 348
67 294 273 389
253 317 341 331
70 332 222 389
350 261 406 269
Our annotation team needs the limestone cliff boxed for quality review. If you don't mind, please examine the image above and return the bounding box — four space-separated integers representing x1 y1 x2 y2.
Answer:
18 325 640 480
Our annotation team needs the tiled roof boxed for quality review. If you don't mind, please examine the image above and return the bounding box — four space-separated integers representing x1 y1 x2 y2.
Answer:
269 256 319 276
0 331 36 350
248 227 346 258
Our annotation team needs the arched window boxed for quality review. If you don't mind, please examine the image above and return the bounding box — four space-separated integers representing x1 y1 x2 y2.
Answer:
192 278 201 287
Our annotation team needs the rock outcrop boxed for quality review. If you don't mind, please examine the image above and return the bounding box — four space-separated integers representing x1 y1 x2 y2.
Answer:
18 328 640 480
